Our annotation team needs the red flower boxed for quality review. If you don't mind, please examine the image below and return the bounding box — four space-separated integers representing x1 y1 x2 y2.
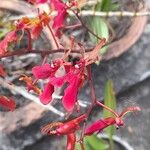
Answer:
0 96 16 111
40 81 54 104
41 114 87 150
50 59 85 111
32 60 62 104
85 106 141 136
0 65 6 77
0 31 17 55
32 59 85 112
32 60 62 79
16 12 51 39
51 0 76 37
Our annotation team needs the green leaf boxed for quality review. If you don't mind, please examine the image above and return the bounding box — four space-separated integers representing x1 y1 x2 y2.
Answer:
89 17 109 54
103 79 116 140
75 135 109 150
100 0 112 11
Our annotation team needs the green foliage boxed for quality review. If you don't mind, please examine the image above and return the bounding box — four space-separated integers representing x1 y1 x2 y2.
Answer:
88 0 119 58
103 79 116 149
76 134 109 150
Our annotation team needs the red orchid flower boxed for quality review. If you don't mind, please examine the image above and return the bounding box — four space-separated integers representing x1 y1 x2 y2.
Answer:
0 65 6 77
32 59 63 104
51 0 76 37
32 59 63 79
0 31 17 55
41 114 87 150
0 95 16 111
32 58 85 111
85 106 141 136
49 59 85 112
15 12 51 39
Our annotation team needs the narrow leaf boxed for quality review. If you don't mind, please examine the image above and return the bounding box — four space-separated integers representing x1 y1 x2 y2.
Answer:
103 79 116 146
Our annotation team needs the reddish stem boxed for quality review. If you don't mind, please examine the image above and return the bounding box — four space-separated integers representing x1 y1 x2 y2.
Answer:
96 100 118 117
0 48 93 58
47 24 59 49
79 141 85 150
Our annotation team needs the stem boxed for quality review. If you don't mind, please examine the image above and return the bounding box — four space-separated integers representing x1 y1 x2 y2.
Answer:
96 100 118 117
87 65 96 104
47 24 59 49
0 48 93 58
25 29 32 51
63 23 82 29
79 141 85 150
86 65 97 116
9 10 150 21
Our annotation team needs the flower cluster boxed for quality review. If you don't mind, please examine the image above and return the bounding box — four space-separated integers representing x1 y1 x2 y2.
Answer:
32 58 86 112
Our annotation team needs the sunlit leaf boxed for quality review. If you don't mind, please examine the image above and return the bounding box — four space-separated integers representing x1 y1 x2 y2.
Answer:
103 79 116 148
75 134 109 150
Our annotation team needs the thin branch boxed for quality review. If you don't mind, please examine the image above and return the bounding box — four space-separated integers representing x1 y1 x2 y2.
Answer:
70 10 150 17
8 10 150 21
0 48 93 58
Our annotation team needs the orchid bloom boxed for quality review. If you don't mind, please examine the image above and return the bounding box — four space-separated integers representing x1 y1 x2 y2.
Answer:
32 59 63 104
85 106 141 136
15 12 51 39
42 59 85 111
0 96 16 111
0 31 18 55
51 0 76 37
41 114 87 150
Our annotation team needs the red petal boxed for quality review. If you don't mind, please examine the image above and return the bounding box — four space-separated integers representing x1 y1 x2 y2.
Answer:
31 24 43 39
53 10 67 30
0 31 17 55
32 63 52 79
66 133 76 150
40 82 54 104
0 65 6 77
50 75 67 87
51 0 66 11
0 96 16 111
62 75 81 112
85 117 115 136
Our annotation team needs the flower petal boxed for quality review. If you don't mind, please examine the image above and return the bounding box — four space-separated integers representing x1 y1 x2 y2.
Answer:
0 96 16 111
40 82 54 104
50 75 67 87
53 9 67 30
32 63 52 79
31 24 43 39
62 75 81 112
0 31 17 55
85 117 115 136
